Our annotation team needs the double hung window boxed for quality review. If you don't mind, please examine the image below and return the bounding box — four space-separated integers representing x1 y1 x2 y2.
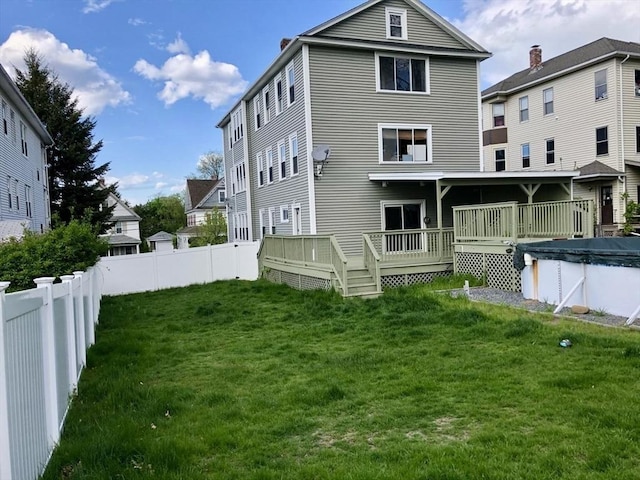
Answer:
378 54 427 93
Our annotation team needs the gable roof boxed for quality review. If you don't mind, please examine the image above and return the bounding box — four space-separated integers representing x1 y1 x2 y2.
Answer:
147 231 174 242
483 38 640 100
303 0 487 53
196 177 226 208
574 160 624 182
108 191 141 221
217 0 489 127
186 178 223 209
0 63 53 145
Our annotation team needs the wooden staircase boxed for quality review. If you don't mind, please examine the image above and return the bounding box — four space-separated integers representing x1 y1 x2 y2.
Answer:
344 259 381 298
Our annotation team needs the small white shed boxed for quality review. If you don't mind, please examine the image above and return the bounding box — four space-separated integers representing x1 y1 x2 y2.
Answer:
147 231 174 252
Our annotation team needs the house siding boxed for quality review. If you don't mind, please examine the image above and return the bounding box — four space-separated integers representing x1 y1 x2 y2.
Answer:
622 59 640 164
0 91 50 232
308 44 481 254
319 0 466 50
246 50 311 238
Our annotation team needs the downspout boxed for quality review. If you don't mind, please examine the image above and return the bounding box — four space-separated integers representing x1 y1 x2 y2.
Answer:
476 60 485 172
619 55 629 224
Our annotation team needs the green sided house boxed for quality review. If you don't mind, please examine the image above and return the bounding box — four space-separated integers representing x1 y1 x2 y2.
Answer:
217 0 592 296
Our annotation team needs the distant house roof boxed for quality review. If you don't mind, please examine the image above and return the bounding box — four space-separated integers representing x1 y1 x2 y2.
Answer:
0 220 31 242
108 192 141 221
106 234 141 245
147 231 174 242
186 178 223 209
176 226 200 235
482 38 640 100
0 64 53 145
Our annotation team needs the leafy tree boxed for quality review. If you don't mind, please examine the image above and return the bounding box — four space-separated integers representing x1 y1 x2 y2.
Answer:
0 221 108 291
14 50 115 232
190 150 224 179
189 208 227 247
133 194 186 241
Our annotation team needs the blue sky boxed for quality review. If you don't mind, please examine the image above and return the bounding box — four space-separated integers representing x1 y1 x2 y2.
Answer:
0 0 638 205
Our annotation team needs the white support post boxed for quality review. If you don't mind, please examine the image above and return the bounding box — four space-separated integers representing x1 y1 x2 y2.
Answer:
34 277 60 447
625 304 640 326
74 271 94 347
553 276 585 314
60 275 78 392
86 268 95 331
0 282 13 480
73 272 87 367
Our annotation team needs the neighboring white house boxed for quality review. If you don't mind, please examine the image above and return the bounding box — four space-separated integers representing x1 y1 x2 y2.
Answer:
0 63 54 241
101 191 141 255
177 178 226 249
481 38 640 230
147 231 174 252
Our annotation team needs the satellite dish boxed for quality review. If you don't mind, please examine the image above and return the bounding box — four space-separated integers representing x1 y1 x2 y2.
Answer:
311 145 331 162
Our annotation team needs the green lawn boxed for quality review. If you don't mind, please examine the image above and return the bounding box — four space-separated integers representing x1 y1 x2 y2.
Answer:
43 280 640 480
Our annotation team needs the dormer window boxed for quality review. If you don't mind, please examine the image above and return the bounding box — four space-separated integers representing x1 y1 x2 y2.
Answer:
385 7 407 40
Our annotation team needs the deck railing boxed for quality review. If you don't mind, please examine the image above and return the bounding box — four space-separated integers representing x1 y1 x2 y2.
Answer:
365 228 455 263
454 200 595 243
362 234 381 292
259 235 348 295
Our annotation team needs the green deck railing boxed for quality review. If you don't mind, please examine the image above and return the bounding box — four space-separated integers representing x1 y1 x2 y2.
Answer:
259 235 348 295
453 200 595 243
365 228 455 263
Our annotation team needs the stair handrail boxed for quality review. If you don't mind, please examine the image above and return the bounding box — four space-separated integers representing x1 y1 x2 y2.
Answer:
329 235 348 296
362 234 381 293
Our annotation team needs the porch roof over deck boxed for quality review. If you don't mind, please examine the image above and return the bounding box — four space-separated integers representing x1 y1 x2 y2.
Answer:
368 170 579 185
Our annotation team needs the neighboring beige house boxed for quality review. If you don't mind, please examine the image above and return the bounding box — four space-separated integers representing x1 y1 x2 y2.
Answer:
0 63 54 241
101 191 141 255
177 178 226 249
482 38 640 230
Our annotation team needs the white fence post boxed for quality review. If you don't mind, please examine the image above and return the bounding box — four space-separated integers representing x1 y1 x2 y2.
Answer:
73 272 87 367
34 277 60 447
0 282 13 480
86 268 95 333
60 275 78 392
74 271 94 347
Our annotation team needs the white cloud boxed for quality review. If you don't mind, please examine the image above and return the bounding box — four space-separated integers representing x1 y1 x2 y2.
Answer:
155 182 168 189
106 172 185 205
0 29 131 115
133 36 247 109
107 173 149 188
82 0 119 14
128 18 147 27
166 33 190 55
453 0 640 88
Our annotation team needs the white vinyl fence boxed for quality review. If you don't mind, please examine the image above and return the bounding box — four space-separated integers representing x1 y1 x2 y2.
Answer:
97 242 260 296
0 267 101 480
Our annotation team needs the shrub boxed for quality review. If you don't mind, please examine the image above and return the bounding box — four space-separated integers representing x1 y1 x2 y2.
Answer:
0 221 108 291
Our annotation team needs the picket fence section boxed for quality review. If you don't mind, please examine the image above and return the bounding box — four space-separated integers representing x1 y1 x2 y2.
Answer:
0 267 101 480
97 242 260 296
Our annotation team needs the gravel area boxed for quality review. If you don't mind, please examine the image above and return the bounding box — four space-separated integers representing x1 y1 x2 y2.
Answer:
446 287 635 329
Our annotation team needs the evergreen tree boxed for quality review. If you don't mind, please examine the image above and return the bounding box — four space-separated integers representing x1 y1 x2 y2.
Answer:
14 50 115 232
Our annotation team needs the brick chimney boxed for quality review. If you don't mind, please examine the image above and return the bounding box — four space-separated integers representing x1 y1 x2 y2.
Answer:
280 38 291 51
529 45 542 70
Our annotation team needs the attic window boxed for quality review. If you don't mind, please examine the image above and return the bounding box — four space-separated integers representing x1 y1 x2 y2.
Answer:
386 7 407 40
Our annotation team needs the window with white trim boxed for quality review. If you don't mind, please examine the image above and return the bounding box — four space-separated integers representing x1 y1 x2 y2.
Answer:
233 211 249 241
492 103 505 127
266 147 274 183
275 74 283 115
286 62 295 106
635 70 640 96
231 108 243 144
289 133 298 175
231 166 236 194
377 53 427 93
546 138 555 164
270 207 277 234
254 96 261 130
521 143 530 168
235 163 246 192
263 85 271 124
385 7 407 40
1 99 7 135
218 190 226 202
495 149 505 172
379 124 432 163
519 96 529 122
543 88 554 115
12 178 18 211
257 152 264 187
25 185 32 218
280 205 289 223
7 176 12 210
596 126 608 156
277 140 286 180
10 109 16 144
595 69 607 100
19 121 28 156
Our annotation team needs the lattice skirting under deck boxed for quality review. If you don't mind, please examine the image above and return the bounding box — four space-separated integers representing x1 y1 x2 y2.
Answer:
263 268 332 291
381 271 451 289
455 252 521 292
